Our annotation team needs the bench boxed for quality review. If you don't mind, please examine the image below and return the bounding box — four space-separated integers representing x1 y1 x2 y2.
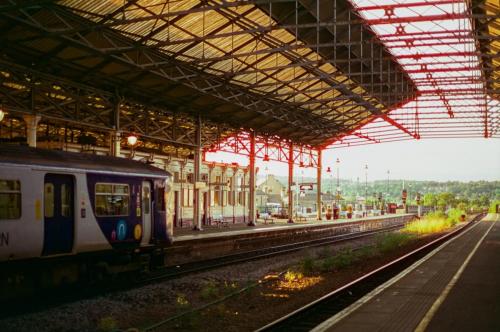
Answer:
258 212 274 224
212 215 229 228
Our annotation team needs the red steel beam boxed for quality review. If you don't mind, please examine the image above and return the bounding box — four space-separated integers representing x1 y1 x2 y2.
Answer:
395 51 476 60
365 12 467 25
356 0 463 12
405 66 480 74
379 29 471 39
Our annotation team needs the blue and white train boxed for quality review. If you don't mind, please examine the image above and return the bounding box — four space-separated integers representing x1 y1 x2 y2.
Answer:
0 145 173 294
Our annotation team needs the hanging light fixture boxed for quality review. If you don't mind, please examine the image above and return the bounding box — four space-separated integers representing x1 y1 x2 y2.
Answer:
263 137 270 161
127 134 138 146
326 166 331 173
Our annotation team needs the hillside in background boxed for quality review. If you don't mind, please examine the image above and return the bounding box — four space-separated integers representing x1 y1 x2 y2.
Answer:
259 175 499 207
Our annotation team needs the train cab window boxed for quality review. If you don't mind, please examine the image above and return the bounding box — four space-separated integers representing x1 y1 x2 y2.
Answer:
95 183 129 216
0 179 21 219
61 184 72 217
44 183 55 218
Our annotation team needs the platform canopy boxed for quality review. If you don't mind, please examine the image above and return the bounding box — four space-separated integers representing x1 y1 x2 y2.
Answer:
0 0 497 153
0 0 415 150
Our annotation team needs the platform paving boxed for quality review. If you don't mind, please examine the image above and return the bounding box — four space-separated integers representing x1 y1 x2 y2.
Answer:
426 213 500 332
173 214 406 242
313 214 499 332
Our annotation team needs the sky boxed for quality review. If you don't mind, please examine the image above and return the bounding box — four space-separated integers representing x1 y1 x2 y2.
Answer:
206 138 500 182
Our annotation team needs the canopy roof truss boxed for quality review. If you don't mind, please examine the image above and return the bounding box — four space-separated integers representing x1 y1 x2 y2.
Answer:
0 0 415 148
329 0 500 148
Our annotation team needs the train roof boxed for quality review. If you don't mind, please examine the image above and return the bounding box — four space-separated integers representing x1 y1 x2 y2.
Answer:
0 145 170 178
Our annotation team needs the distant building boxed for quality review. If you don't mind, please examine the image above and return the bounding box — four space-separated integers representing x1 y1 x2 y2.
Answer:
257 175 286 211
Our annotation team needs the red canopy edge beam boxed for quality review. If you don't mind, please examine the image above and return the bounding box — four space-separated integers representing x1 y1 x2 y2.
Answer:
327 137 414 149
206 131 319 167
354 132 381 143
379 114 421 139
320 96 419 148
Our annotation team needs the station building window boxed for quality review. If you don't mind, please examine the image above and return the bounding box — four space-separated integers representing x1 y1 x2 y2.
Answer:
214 175 222 206
95 183 129 216
0 179 21 219
182 187 193 207
228 177 234 206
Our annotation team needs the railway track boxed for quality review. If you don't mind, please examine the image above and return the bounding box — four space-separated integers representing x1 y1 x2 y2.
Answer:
1 221 407 318
257 213 486 332
143 222 406 283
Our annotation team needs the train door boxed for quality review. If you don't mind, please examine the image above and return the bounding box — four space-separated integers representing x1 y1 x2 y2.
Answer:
43 173 74 256
173 191 179 227
141 181 152 245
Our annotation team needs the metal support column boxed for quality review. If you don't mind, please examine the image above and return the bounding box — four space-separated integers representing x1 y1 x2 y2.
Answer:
248 131 256 226
316 149 322 221
111 98 121 157
193 114 203 231
288 142 294 223
23 114 41 148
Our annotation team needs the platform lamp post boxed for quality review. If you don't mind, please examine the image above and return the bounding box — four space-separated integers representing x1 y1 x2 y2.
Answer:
386 170 390 212
336 158 340 207
364 164 368 216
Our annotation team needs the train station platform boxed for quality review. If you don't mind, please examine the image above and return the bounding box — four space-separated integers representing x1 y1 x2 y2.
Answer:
166 214 414 266
173 214 410 242
313 213 500 332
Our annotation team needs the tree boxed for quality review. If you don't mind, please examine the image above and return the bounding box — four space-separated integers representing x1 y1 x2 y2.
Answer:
423 193 437 207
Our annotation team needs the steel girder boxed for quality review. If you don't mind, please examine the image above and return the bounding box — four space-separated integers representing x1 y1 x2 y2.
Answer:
0 0 358 147
0 61 234 154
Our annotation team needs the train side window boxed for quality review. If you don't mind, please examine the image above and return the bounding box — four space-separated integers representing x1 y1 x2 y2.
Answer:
95 183 129 217
0 179 21 219
44 183 54 218
61 184 72 217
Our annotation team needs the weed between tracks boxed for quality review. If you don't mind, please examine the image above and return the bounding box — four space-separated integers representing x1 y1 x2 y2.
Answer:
136 228 447 332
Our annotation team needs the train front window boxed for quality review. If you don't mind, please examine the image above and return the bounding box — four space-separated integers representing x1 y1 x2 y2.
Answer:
0 179 21 219
95 183 129 216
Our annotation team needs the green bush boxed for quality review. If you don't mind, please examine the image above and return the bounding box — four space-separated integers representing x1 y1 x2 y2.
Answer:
301 257 316 275
489 200 500 213
447 208 465 225
318 249 357 272
376 233 413 253
332 249 355 269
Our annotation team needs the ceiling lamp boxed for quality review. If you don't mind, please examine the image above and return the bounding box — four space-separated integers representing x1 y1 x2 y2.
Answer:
263 154 270 162
127 134 138 146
